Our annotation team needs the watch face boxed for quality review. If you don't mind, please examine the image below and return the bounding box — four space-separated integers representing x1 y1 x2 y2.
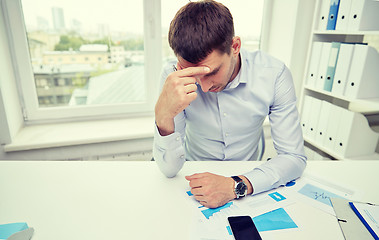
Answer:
236 182 247 195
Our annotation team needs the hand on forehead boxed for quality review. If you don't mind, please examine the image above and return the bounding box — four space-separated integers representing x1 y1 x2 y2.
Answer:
175 62 210 77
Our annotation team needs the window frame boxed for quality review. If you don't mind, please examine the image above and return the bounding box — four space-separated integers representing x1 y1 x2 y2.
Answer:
2 0 161 122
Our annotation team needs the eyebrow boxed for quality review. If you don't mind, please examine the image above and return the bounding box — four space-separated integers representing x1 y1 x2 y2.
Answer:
204 64 222 77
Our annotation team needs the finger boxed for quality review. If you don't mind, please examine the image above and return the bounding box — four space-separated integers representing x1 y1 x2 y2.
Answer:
185 174 195 181
181 77 198 85
167 72 197 85
186 91 197 103
194 195 207 202
188 179 203 188
185 173 203 180
184 83 197 94
187 172 212 180
190 187 203 196
176 66 210 77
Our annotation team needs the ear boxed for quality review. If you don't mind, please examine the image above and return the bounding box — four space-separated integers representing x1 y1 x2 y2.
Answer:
231 36 241 57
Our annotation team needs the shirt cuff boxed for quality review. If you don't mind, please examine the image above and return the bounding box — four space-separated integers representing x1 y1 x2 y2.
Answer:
154 123 183 150
243 168 273 196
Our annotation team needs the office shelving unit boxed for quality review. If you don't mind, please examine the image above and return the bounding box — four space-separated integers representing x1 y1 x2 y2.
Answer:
299 0 379 160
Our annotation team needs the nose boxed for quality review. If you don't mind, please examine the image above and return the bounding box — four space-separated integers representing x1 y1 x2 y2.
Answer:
197 77 213 92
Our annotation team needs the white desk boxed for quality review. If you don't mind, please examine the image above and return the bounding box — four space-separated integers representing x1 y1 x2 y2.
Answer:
0 161 378 240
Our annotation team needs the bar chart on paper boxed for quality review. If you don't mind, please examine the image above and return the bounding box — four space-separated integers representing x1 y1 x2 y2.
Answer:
186 190 235 219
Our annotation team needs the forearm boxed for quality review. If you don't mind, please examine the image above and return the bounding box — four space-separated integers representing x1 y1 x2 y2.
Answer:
153 123 186 178
243 153 306 195
155 98 175 136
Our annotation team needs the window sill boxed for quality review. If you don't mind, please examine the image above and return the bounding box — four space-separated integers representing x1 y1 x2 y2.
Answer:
4 116 270 153
4 117 155 152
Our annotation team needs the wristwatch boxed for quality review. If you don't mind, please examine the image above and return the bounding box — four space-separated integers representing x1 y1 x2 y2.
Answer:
231 176 247 199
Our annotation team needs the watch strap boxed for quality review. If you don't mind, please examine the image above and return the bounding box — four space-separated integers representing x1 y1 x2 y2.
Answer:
232 176 243 182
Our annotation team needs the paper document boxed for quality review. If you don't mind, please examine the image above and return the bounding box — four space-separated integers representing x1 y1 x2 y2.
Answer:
284 173 359 216
349 202 379 239
252 207 298 232
188 188 297 240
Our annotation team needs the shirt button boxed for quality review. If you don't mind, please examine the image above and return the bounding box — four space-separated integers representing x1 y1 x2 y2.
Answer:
180 155 185 159
223 112 227 117
225 133 229 137
176 137 180 141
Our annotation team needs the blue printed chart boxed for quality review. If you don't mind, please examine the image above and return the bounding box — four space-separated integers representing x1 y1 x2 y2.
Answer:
188 188 298 240
225 207 298 236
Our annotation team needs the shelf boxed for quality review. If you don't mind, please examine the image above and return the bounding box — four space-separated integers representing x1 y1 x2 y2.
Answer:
313 30 379 36
302 0 379 161
304 86 379 114
304 137 379 160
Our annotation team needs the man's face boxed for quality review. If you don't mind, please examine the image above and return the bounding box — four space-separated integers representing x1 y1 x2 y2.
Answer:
176 49 240 93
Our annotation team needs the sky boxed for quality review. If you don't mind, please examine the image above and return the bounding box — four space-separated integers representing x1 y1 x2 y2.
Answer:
21 0 263 37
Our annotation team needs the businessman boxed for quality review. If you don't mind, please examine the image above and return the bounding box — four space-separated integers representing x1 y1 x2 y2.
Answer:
154 0 307 208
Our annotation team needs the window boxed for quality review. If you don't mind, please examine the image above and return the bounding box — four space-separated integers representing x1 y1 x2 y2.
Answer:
4 0 263 122
4 0 161 121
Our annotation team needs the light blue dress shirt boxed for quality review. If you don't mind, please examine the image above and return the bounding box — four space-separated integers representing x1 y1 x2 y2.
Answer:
153 49 307 195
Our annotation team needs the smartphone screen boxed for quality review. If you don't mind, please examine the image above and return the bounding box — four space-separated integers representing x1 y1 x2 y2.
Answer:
228 216 262 240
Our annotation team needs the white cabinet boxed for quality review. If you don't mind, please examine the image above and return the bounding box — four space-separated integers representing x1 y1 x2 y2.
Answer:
299 0 379 160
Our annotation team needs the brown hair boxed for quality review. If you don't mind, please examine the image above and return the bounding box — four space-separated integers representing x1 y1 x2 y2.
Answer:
168 0 234 64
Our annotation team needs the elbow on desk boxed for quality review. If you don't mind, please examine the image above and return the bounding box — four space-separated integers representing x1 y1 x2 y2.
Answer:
153 148 185 178
154 158 182 178
160 166 178 178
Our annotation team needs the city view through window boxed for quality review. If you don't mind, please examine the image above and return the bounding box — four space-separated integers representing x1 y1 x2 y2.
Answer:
21 0 263 109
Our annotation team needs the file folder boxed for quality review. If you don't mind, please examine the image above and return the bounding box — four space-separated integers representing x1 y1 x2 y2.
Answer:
324 42 341 92
349 202 379 240
335 0 352 31
323 104 343 150
318 0 332 30
347 0 379 31
333 108 378 158
315 100 332 146
344 44 379 99
307 42 323 88
330 198 374 240
326 0 341 30
307 97 322 141
316 42 332 90
331 43 355 96
300 96 313 138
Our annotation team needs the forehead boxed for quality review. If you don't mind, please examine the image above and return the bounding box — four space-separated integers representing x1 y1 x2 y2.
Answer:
177 50 228 69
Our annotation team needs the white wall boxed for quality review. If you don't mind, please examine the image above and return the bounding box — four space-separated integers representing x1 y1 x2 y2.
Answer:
261 0 316 100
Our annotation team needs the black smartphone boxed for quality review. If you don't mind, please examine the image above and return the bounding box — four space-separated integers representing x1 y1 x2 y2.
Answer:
228 216 262 240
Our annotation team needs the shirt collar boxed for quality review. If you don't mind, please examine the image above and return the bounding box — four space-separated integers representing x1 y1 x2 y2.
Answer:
224 48 247 91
